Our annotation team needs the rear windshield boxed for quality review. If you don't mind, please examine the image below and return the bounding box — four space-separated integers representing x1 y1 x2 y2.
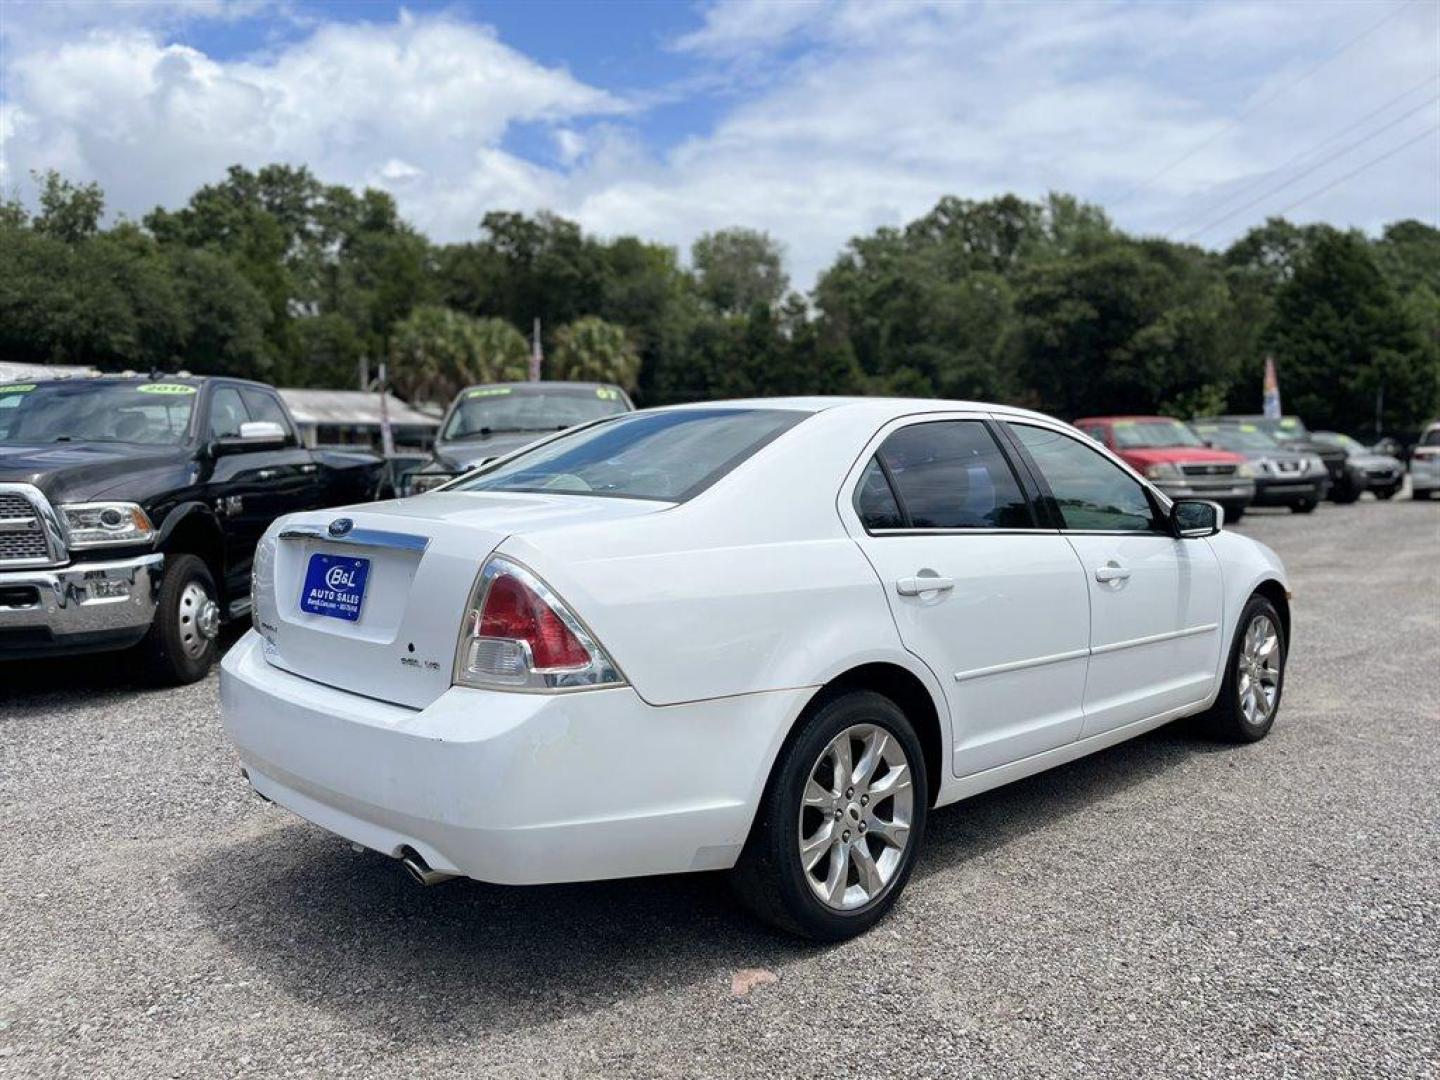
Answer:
453 408 808 502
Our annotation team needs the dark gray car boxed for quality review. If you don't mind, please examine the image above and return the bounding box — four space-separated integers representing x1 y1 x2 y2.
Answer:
1311 431 1405 500
407 382 634 494
1192 422 1328 513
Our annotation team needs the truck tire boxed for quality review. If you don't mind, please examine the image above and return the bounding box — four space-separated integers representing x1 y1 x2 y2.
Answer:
140 554 221 685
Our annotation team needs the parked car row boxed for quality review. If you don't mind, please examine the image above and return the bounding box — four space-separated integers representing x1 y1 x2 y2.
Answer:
1076 411 1419 521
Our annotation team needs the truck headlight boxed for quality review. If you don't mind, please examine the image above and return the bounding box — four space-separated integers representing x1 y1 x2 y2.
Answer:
1144 463 1180 479
409 472 455 494
60 502 155 548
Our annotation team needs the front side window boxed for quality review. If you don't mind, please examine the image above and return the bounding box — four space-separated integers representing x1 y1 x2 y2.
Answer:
862 421 1031 530
1010 423 1158 532
240 388 296 442
208 387 249 440
454 407 807 502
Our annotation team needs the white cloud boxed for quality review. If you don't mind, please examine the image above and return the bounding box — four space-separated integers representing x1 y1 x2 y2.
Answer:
1 1 1434 287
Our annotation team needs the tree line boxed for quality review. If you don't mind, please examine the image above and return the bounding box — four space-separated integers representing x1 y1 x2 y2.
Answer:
2 165 1436 436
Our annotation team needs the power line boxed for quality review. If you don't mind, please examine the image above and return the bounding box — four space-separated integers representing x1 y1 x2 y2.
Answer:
1177 94 1439 241
1115 0 1417 207
1270 125 1437 219
1169 72 1440 236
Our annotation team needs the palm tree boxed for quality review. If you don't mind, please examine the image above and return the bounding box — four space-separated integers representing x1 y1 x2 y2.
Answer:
389 306 528 404
550 316 640 391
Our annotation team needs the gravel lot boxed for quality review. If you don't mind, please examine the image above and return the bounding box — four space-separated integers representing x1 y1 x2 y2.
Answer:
2 492 1437 1078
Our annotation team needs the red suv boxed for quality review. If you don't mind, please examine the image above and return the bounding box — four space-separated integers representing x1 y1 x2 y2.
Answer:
1074 415 1256 522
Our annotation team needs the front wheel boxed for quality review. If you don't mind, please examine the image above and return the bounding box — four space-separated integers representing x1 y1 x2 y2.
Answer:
1290 497 1318 514
139 553 221 685
1204 594 1286 743
1330 481 1362 504
1374 486 1399 501
730 690 928 941
1221 502 1246 524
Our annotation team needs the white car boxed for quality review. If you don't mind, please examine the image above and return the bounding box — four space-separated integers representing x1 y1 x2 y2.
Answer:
1410 421 1440 499
221 399 1291 940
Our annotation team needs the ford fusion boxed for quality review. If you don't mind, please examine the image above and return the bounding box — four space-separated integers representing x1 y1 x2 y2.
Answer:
221 399 1290 940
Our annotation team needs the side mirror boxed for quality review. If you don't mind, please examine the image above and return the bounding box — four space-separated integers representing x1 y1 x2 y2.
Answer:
1170 498 1222 538
212 420 288 455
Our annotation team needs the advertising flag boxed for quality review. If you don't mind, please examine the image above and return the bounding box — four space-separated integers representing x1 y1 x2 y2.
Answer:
1262 355 1281 420
529 317 543 381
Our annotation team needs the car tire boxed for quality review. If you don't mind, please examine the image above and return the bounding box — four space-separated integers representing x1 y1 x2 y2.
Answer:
1204 593 1286 743
1221 502 1245 524
139 553 221 686
1330 481 1361 504
1290 497 1318 514
1374 486 1398 500
1413 489 1433 501
730 689 928 941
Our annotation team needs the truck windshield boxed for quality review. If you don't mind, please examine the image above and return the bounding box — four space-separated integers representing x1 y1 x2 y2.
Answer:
454 408 808 502
0 382 196 445
1111 419 1204 449
443 385 629 440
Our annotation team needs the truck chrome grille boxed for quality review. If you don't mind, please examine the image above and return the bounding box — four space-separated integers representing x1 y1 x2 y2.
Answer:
0 485 62 568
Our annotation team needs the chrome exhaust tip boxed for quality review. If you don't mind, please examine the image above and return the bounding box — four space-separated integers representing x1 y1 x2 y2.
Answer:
399 849 457 887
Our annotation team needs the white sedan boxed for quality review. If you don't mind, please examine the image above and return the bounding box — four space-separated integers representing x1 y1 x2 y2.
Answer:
221 398 1290 940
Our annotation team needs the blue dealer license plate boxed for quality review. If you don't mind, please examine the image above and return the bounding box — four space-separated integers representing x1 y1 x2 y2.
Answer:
300 553 371 622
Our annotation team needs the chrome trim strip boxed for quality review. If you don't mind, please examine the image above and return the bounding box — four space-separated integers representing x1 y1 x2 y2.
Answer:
869 527 1062 537
953 623 1218 681
954 647 1090 683
278 526 430 553
1089 622 1219 656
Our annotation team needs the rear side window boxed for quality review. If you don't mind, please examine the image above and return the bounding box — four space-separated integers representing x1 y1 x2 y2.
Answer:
864 421 1032 530
456 407 807 502
854 458 904 529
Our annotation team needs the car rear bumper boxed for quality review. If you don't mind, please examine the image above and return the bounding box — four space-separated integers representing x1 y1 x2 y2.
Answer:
220 631 807 885
0 553 162 658
1408 460 1440 492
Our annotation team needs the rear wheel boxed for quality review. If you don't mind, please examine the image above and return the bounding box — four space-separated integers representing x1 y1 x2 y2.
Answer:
1204 594 1286 743
139 553 220 685
730 690 927 941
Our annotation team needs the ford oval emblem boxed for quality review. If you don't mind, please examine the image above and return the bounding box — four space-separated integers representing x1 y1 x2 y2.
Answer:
328 517 354 538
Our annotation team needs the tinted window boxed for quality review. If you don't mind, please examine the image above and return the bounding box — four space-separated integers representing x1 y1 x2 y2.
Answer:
854 458 904 529
240 388 296 441
1422 427 1440 448
874 421 1031 529
208 387 249 439
1011 423 1158 532
455 408 806 502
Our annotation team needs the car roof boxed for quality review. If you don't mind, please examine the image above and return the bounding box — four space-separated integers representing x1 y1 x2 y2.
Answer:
0 373 266 390
461 381 623 392
659 396 1065 425
1073 415 1183 425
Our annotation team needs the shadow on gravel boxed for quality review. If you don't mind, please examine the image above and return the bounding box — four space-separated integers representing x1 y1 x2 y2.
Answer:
0 625 247 703
177 721 1229 1040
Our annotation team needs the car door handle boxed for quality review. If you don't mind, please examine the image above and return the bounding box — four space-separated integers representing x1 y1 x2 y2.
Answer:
1094 562 1131 583
896 574 955 596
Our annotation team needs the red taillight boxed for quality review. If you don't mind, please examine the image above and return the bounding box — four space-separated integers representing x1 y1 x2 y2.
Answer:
479 571 591 670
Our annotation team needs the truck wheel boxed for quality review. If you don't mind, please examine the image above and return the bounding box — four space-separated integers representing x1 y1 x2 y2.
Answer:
730 690 928 941
1290 497 1317 514
140 554 221 685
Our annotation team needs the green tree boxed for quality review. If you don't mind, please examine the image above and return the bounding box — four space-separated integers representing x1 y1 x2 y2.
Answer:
388 306 528 405
31 170 105 243
550 316 641 391
692 228 788 314
1263 231 1431 433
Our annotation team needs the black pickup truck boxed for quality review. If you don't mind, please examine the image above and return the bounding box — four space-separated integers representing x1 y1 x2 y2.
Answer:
0 374 385 683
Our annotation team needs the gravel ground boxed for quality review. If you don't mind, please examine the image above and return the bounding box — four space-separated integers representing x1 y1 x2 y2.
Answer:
2 493 1437 1078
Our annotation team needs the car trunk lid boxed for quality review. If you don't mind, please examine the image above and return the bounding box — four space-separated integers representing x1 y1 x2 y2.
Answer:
254 492 666 708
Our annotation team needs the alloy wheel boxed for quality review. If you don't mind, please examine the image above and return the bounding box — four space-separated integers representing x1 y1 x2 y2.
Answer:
1237 613 1281 725
797 723 914 911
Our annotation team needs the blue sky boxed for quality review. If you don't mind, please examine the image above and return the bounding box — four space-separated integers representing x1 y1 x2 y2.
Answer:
1 0 1435 286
